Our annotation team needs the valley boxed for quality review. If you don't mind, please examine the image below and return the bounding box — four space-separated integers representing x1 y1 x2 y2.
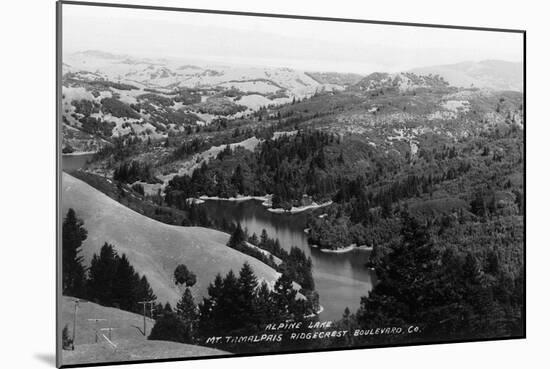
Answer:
61 172 283 305
60 49 524 359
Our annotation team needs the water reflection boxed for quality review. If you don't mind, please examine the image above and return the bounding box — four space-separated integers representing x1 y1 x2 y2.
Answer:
200 199 376 321
62 153 95 172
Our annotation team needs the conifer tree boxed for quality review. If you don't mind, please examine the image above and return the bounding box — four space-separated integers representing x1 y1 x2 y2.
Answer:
87 243 118 305
217 270 241 330
136 276 157 306
198 274 223 336
198 267 262 336
164 302 173 313
237 263 258 327
231 164 245 194
148 311 192 343
176 287 198 337
112 253 138 311
228 222 246 248
253 281 276 326
87 243 156 314
238 262 258 301
273 273 298 320
260 229 269 247
176 288 198 323
62 208 87 297
248 232 259 245
152 302 164 319
356 211 445 335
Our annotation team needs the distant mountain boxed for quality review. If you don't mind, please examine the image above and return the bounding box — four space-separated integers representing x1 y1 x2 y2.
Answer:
351 72 449 92
61 50 361 147
63 50 344 98
75 50 130 60
305 72 364 86
408 60 523 92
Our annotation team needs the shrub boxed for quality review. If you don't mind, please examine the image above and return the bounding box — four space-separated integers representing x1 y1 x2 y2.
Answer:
100 97 141 119
174 264 197 287
148 312 193 343
138 93 174 107
62 145 74 154
62 324 73 350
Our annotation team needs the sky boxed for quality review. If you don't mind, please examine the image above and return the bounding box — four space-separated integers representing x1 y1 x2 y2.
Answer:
62 3 524 74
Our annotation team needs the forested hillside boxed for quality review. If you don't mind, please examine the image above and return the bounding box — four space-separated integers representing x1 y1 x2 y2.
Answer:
62 52 524 353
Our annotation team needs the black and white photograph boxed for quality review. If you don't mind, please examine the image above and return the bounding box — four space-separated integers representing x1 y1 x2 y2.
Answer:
56 1 525 367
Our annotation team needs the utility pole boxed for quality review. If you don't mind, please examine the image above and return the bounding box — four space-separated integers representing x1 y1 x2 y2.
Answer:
137 301 155 336
71 299 87 350
87 319 107 343
72 300 79 350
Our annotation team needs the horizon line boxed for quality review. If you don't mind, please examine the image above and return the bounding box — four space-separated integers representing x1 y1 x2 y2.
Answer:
63 49 524 76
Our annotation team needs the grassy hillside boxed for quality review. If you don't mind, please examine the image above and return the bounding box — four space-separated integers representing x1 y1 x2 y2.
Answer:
60 296 227 366
61 173 281 305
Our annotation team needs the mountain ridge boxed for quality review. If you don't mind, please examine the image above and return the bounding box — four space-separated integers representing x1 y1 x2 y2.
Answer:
408 59 523 92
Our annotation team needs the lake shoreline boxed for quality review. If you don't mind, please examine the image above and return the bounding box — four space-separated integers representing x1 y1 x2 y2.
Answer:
266 201 333 214
318 244 373 254
304 305 324 319
191 195 376 321
62 151 97 156
199 194 270 203
195 195 333 215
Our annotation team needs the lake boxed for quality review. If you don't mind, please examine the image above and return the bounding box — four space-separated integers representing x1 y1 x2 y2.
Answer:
62 153 95 172
199 199 376 321
61 153 376 320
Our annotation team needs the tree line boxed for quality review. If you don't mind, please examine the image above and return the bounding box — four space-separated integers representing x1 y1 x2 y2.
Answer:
149 262 318 353
164 130 339 210
113 160 160 184
62 208 157 315
331 211 524 346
